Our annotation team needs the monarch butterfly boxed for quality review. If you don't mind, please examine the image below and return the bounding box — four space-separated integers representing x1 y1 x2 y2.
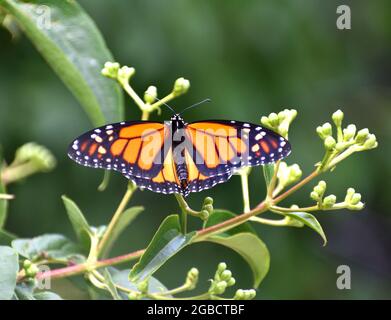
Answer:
68 102 291 196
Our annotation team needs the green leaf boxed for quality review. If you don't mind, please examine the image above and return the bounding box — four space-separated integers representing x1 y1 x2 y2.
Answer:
0 246 19 300
205 209 256 237
100 206 144 258
263 163 275 187
203 210 270 288
33 291 63 300
0 229 16 246
285 212 327 245
13 282 35 300
129 215 195 282
62 195 92 252
11 234 84 263
1 0 123 125
207 233 270 288
110 268 169 299
103 268 121 300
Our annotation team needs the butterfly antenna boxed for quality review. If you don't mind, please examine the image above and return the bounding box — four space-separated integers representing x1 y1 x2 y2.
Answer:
153 97 177 115
179 98 211 116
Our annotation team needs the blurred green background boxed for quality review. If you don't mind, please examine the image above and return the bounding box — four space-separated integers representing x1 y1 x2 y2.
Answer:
1 0 390 299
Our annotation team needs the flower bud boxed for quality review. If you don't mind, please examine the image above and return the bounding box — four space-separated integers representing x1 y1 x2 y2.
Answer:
214 281 227 295
343 124 356 141
317 123 332 139
269 113 279 127
345 188 355 202
349 202 364 210
101 61 120 78
144 86 157 104
173 77 190 96
260 116 271 128
137 278 149 293
324 136 336 150
117 66 135 84
217 262 227 273
23 259 32 269
350 193 361 205
246 289 257 299
185 267 199 289
234 289 244 300
203 197 213 206
220 270 232 281
355 128 369 144
323 195 337 208
227 277 236 287
310 191 320 201
332 109 344 127
128 291 140 300
15 143 56 172
363 134 377 150
200 210 210 220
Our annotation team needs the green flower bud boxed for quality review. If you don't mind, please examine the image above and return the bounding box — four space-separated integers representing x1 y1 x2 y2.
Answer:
317 123 332 140
343 124 356 141
128 291 140 300
363 134 377 150
217 262 227 273
25 264 39 277
332 110 344 127
349 202 364 210
185 267 199 289
137 278 149 293
324 136 336 150
203 204 213 214
234 289 244 300
203 197 213 206
350 193 361 205
173 77 190 96
323 195 337 208
144 86 157 104
260 116 271 128
101 61 120 78
200 210 210 220
227 277 236 287
117 66 135 84
278 122 289 137
355 128 369 144
344 188 355 202
310 191 320 201
14 143 56 172
269 113 279 127
220 270 232 281
278 111 287 121
23 259 32 269
335 142 346 152
246 289 256 299
214 281 227 295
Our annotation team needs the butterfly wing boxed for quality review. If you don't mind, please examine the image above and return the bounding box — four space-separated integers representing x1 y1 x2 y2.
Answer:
68 121 180 193
184 120 291 192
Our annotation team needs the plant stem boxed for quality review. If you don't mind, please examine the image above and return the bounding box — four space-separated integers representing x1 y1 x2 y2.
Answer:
272 170 319 204
240 170 250 213
249 216 290 226
1 162 38 185
267 160 280 199
35 249 145 281
97 183 136 256
0 193 14 200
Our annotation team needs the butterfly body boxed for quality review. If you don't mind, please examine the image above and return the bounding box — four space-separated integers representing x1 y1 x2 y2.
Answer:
68 114 291 196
